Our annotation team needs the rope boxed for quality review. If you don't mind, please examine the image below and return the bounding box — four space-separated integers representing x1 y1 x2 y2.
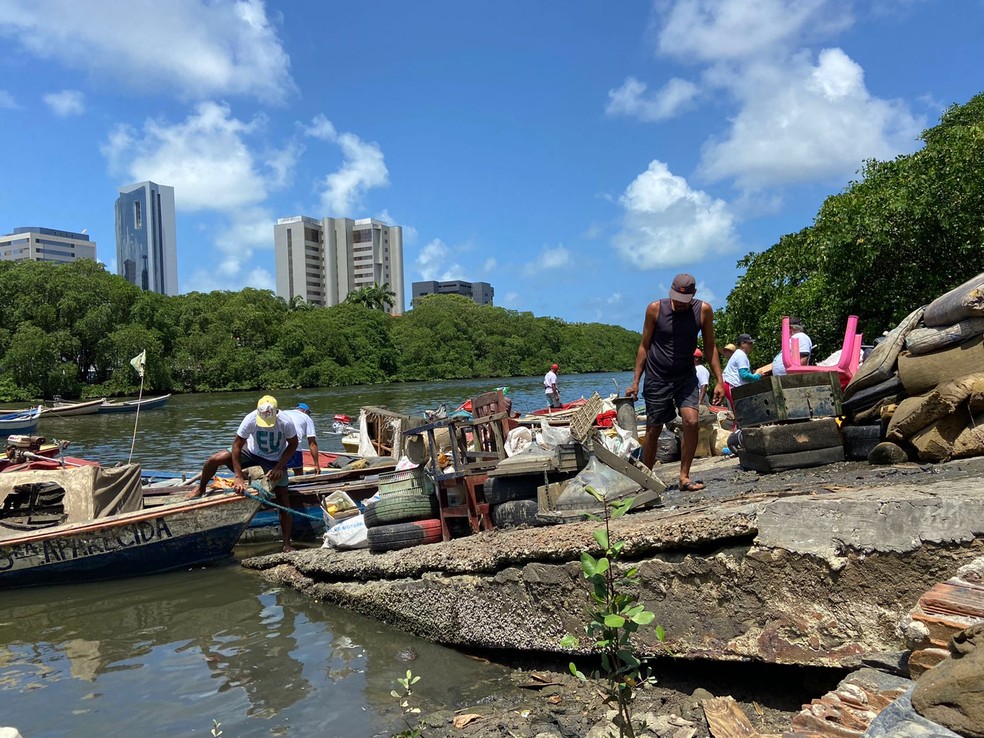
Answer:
239 487 327 522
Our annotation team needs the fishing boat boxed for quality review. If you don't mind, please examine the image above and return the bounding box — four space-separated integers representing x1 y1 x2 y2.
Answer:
40 398 106 418
0 463 260 589
0 407 42 437
98 394 171 414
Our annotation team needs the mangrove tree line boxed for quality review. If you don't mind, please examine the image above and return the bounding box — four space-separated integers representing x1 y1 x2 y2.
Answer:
0 260 639 401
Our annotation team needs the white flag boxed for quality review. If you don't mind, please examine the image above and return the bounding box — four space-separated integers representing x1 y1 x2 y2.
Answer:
129 350 147 378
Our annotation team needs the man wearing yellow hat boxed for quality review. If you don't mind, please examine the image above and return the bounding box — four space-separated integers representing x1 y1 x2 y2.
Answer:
190 394 299 551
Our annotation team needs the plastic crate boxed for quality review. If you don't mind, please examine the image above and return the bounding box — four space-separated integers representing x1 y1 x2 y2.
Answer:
378 467 434 495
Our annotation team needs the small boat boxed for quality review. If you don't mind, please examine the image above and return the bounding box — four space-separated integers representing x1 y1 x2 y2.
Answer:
0 464 260 589
40 398 106 418
98 394 171 414
0 407 42 437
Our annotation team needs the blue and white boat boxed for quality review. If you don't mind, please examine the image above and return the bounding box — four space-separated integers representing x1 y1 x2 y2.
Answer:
98 394 171 414
0 406 42 437
0 464 260 589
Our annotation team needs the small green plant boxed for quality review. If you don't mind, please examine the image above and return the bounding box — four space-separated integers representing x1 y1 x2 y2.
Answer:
210 719 223 737
560 487 666 738
390 669 423 738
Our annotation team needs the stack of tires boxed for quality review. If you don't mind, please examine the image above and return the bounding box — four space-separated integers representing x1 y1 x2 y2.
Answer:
484 474 545 530
365 469 442 553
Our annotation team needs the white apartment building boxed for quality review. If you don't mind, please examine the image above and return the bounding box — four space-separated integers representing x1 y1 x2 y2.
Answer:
0 226 97 263
274 216 405 314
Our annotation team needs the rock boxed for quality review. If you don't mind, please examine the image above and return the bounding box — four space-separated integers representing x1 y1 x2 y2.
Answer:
912 623 984 737
869 441 909 465
395 646 418 662
862 687 961 737
861 650 911 677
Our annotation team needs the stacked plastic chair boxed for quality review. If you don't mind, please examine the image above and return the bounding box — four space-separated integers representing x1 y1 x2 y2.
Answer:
781 315 862 389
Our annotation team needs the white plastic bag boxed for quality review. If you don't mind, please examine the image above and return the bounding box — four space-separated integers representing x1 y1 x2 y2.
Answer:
538 418 571 449
505 426 533 457
323 513 369 550
611 421 641 459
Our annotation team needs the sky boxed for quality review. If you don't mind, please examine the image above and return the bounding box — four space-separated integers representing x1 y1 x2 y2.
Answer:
0 1 981 331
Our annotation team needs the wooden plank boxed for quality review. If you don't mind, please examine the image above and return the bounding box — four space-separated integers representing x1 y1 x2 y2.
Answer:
703 696 759 738
592 435 666 494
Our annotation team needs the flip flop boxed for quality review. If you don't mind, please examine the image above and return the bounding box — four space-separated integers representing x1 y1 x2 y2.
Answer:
679 480 706 492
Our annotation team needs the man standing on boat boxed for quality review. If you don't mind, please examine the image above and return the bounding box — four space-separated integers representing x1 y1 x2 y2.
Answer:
281 402 321 477
544 363 561 409
625 274 725 491
189 395 299 552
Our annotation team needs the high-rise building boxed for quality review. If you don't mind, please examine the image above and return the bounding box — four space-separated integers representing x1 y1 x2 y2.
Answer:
0 226 97 263
115 181 178 295
412 280 494 306
274 216 404 314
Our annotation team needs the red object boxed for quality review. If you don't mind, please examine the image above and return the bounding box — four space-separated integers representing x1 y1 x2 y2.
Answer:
333 413 352 424
458 399 473 412
594 410 617 428
530 398 588 416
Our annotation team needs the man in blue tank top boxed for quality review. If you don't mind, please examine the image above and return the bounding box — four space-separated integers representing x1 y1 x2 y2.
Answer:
625 274 725 491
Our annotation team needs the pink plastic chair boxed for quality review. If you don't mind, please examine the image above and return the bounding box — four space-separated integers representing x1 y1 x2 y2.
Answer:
781 315 861 389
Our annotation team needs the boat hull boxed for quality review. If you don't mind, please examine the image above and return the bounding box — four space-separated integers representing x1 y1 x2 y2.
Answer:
98 394 171 414
42 398 106 417
0 417 40 436
0 494 259 589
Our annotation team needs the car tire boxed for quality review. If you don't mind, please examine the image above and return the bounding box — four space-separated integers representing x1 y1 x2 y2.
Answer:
367 519 443 552
364 489 437 528
483 475 540 505
490 499 543 529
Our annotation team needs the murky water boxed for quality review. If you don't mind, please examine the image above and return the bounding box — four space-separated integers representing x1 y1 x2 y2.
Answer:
0 372 633 737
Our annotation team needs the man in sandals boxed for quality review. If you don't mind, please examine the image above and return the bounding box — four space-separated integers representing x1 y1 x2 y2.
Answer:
625 274 725 491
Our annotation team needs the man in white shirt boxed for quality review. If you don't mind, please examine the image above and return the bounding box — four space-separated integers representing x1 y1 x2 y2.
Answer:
722 334 761 389
280 402 321 476
694 348 710 405
544 363 561 408
772 318 814 375
190 394 298 551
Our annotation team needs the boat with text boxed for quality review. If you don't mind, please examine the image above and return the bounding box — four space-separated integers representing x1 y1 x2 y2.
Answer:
0 463 260 588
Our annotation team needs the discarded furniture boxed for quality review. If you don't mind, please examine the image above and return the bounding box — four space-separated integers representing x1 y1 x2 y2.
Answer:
782 315 861 388
731 372 843 428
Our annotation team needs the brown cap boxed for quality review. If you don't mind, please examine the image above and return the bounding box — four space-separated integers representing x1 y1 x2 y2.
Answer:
669 273 696 303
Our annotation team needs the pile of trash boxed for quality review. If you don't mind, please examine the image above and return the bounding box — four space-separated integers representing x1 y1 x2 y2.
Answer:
843 271 984 463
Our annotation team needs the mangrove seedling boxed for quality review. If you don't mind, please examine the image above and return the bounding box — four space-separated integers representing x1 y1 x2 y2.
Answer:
391 669 423 738
560 486 666 738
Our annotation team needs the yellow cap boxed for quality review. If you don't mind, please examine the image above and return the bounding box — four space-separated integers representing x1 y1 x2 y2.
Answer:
256 395 279 427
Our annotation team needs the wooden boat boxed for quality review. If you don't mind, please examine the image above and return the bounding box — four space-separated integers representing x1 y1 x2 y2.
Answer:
0 463 260 588
41 398 106 418
98 394 171 414
0 407 42 437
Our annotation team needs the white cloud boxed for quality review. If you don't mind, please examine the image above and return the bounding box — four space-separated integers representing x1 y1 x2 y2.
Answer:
483 258 497 272
0 90 19 109
0 0 295 104
43 89 85 116
304 115 390 217
415 239 466 281
612 160 737 268
102 101 270 211
657 0 851 62
699 48 923 189
523 246 571 276
606 77 699 122
503 291 520 306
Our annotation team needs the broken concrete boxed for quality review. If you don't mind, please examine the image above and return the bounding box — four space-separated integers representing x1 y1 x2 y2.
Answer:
243 456 984 669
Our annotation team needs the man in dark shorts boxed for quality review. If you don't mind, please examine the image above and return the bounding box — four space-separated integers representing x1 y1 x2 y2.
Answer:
625 274 724 491
189 394 299 551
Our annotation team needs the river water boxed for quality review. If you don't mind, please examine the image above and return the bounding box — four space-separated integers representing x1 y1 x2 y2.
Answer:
0 371 633 737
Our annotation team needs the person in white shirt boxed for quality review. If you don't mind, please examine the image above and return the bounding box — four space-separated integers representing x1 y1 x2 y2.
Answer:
722 334 761 389
694 348 710 405
280 402 321 476
543 363 561 408
772 318 814 375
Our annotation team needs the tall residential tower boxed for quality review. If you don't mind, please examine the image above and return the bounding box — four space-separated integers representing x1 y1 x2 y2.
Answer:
115 181 178 295
274 216 404 314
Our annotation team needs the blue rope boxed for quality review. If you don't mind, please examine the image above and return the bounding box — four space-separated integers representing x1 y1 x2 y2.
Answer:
239 487 327 522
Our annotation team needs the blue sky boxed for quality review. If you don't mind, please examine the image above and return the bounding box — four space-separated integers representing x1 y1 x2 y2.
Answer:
0 1 981 331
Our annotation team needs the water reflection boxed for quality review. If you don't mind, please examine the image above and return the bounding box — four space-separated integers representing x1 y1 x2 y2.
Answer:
0 564 514 737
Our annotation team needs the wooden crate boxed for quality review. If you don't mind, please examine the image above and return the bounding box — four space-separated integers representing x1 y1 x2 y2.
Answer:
731 372 843 428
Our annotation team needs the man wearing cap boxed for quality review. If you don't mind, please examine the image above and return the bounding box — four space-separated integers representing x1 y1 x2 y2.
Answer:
626 273 724 491
281 402 321 477
190 395 299 552
694 348 710 406
544 363 561 409
722 334 762 389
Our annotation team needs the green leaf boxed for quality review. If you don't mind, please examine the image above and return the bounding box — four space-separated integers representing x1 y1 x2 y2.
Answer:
560 634 579 649
593 528 609 550
632 611 656 625
655 624 667 641
604 614 626 628
585 485 605 503
612 498 633 518
580 551 598 576
595 557 610 575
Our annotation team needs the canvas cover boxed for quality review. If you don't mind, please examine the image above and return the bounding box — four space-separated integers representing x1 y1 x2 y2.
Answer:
0 464 143 525
897 334 984 395
922 272 984 328
842 306 924 402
